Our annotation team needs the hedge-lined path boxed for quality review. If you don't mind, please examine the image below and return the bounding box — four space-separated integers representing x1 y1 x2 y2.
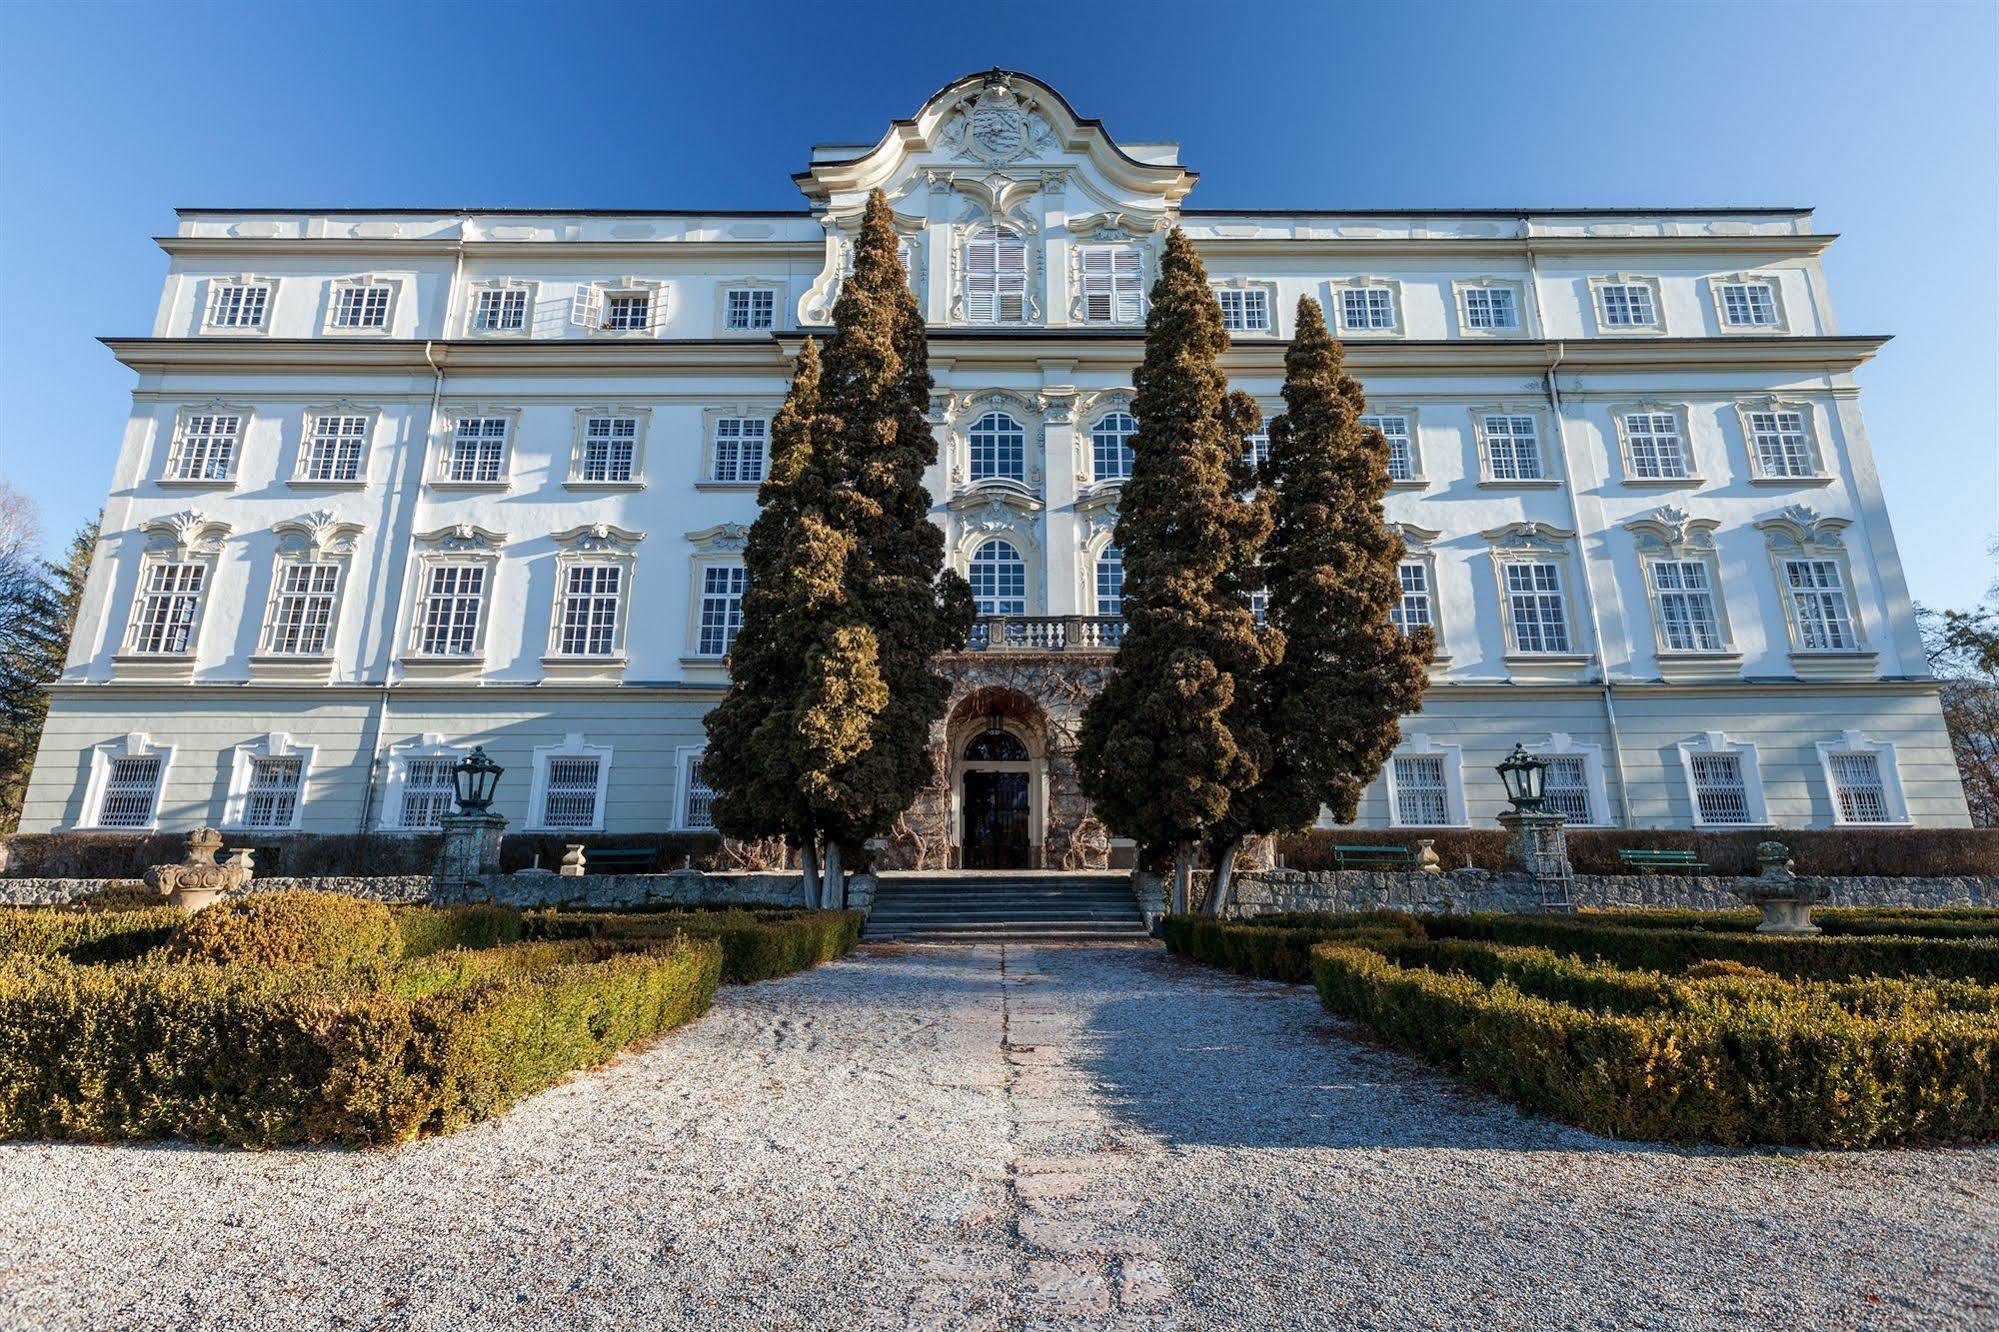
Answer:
1 945 1995 1330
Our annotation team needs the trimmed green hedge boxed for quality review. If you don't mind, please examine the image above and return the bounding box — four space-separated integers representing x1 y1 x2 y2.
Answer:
0 906 184 964
0 937 721 1146
392 904 523 958
1310 940 1999 1147
523 909 862 984
167 891 400 970
1272 827 1999 877
1160 912 1422 983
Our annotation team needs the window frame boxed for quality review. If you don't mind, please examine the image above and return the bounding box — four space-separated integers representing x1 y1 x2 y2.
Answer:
1362 409 1422 487
1092 543 1125 618
1524 732 1613 827
1586 274 1666 335
124 558 213 658
463 280 538 338
1735 397 1829 484
527 734 613 834
574 278 667 339
702 410 774 487
1087 409 1138 485
967 410 1030 484
1452 278 1526 338
402 525 505 670
1330 277 1403 337
254 513 364 667
1482 522 1587 665
159 403 250 488
81 732 172 831
433 405 519 491
223 731 314 832
968 537 1030 617
1609 401 1699 486
323 275 399 336
1077 245 1146 325
293 402 378 488
675 745 717 832
1213 281 1276 335
381 733 467 831
1390 524 1448 661
1677 731 1769 828
564 406 651 491
544 523 642 670
717 281 783 336
962 226 1031 326
1383 735 1468 828
1755 505 1870 664
1709 272 1790 334
1814 730 1910 827
1470 408 1557 487
200 275 277 335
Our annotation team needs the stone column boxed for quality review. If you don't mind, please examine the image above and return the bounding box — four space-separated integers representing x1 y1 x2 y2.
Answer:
1496 809 1574 910
435 812 507 901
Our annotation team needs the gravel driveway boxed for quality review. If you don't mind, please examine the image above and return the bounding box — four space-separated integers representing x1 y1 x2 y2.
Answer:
1 944 1994 1331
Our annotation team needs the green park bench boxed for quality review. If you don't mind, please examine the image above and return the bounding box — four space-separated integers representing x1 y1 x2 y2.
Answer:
1333 844 1418 871
580 847 657 874
1617 848 1708 875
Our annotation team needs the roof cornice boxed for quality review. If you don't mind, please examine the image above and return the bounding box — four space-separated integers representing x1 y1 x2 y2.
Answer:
1189 234 1839 260
155 236 823 261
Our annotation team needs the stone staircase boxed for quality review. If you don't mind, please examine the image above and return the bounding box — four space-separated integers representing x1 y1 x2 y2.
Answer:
863 872 1152 945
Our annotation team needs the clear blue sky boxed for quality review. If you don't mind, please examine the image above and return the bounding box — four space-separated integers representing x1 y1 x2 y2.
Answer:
2 0 1993 608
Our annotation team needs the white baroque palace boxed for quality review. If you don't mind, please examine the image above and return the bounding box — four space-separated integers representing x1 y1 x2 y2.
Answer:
20 69 1971 864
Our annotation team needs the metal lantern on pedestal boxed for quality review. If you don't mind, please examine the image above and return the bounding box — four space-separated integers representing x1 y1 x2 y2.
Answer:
1495 743 1548 814
451 746 504 814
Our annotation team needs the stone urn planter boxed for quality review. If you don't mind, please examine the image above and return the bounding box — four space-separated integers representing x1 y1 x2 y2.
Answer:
143 827 252 913
1732 840 1822 935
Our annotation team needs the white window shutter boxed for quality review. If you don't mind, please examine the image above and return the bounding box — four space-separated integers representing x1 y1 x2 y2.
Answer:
1081 247 1112 322
1112 247 1143 323
966 234 998 323
571 285 601 328
996 235 1026 323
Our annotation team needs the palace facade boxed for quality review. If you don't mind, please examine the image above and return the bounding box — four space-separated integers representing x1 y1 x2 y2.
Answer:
19 70 1971 866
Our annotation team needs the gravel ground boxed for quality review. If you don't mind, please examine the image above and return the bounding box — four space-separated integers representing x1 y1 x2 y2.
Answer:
0 944 1994 1331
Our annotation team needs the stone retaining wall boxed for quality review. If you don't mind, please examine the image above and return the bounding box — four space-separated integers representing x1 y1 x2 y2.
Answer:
0 875 434 907
0 871 868 911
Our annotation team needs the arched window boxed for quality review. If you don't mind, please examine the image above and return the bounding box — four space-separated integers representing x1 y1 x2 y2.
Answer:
969 539 1027 616
1095 546 1125 617
968 412 1027 482
964 228 1028 324
1091 412 1137 481
963 729 1029 762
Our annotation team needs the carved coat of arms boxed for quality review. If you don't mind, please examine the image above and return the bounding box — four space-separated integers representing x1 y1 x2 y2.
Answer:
942 72 1054 166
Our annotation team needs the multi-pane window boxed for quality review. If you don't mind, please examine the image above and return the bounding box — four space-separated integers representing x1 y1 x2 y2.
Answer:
969 539 1027 616
1650 560 1724 652
724 287 776 331
683 754 716 830
1829 753 1890 824
1504 562 1571 653
965 228 1028 323
398 757 457 829
1746 410 1816 477
98 755 163 828
241 755 304 829
1480 415 1543 481
1340 287 1395 331
1719 281 1778 327
1599 283 1657 328
331 285 391 329
1363 414 1414 481
697 565 746 656
1783 559 1858 650
1543 755 1594 824
1079 247 1143 323
1391 561 1432 635
711 417 768 483
127 563 207 655
445 417 508 483
1216 288 1270 333
165 413 243 482
1622 412 1690 480
1392 755 1450 825
1095 546 1125 617
264 564 340 656
539 755 602 830
1243 425 1270 469
1463 286 1518 330
472 287 528 333
1250 588 1269 629
579 416 639 483
415 565 487 656
603 292 652 331
300 414 369 482
968 412 1026 482
555 565 624 657
1091 412 1137 481
207 283 270 329
1689 753 1751 824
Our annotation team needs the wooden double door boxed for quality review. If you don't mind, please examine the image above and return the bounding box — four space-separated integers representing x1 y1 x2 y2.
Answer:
961 770 1031 869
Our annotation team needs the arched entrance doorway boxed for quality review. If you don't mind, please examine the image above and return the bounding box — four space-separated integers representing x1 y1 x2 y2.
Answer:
960 728 1032 868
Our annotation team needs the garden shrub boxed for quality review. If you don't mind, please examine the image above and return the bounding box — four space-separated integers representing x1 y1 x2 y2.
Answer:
167 891 399 970
523 909 861 984
391 904 523 959
0 906 183 963
1160 912 1427 983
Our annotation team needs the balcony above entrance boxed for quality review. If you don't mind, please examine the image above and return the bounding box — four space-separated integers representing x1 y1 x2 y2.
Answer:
963 616 1126 653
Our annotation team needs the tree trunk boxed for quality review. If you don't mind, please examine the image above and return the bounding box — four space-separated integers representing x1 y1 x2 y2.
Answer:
1207 839 1241 917
800 837 822 910
824 840 845 912
1172 841 1197 915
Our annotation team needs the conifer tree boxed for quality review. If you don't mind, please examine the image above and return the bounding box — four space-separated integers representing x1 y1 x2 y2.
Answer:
0 515 96 831
1206 296 1430 912
1077 229 1272 911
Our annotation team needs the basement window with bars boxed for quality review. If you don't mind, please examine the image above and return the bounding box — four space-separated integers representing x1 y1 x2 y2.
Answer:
97 755 164 828
398 757 457 829
682 754 716 830
1542 754 1595 824
539 755 604 830
1689 753 1751 825
1829 752 1892 824
1079 246 1143 323
240 756 304 830
964 228 1028 324
1392 754 1451 826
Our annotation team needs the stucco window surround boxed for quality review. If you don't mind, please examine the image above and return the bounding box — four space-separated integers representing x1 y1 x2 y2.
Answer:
1213 277 1279 335
1452 277 1527 338
1481 521 1591 678
1363 407 1424 488
463 279 539 338
1468 406 1561 488
249 511 365 681
1706 271 1790 334
1384 733 1469 828
380 733 467 831
80 732 173 831
1733 396 1832 485
1677 731 1769 828
322 274 402 336
682 522 749 668
947 391 1045 493
431 404 520 491
199 274 278 335
1607 400 1701 487
1754 503 1877 680
542 523 643 681
1815 730 1911 827
1389 523 1449 663
1623 505 1742 682
1079 390 1138 490
526 733 613 833
223 731 315 832
697 403 780 489
1525 732 1613 827
947 486 1048 616
158 402 252 489
572 278 668 339
716 279 785 336
291 401 380 489
400 523 506 680
800 219 925 326
674 745 717 831
1329 276 1404 338
1586 273 1667 336
115 511 232 680
1071 241 1148 326
956 221 1038 327
561 405 651 491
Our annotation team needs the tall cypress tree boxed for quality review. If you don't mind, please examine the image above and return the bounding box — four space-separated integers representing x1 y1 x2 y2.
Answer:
1077 229 1272 911
1207 296 1430 911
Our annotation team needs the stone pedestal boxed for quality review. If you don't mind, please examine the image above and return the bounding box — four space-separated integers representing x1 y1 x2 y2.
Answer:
435 812 507 898
143 827 252 913
560 844 587 877
1736 840 1821 934
1497 809 1574 910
